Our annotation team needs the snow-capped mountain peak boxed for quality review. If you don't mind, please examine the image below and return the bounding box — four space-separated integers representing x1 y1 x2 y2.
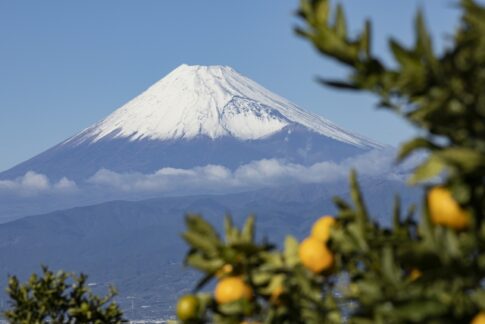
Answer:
0 64 385 182
68 64 380 148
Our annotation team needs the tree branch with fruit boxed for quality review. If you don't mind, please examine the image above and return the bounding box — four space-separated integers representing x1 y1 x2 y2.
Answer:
174 0 485 323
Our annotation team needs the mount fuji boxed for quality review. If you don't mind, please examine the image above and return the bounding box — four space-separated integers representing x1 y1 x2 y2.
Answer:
0 65 414 320
0 64 381 182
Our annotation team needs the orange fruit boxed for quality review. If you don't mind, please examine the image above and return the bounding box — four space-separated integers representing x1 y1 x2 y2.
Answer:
176 295 199 321
311 216 336 242
471 312 485 324
428 187 470 230
214 276 253 304
298 237 334 273
409 268 422 281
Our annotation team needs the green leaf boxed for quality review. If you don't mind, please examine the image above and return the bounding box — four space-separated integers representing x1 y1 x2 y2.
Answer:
252 271 272 286
418 204 436 249
408 155 445 184
185 214 220 243
381 245 400 285
334 4 347 38
392 195 401 231
224 216 239 244
267 274 285 293
347 223 369 252
314 0 330 26
435 148 485 172
361 20 372 57
317 78 359 90
390 39 413 65
354 281 382 304
392 300 447 321
333 196 351 211
218 299 253 316
182 231 219 254
414 9 436 69
397 137 437 161
284 235 300 267
185 253 224 273
444 229 461 258
297 0 312 21
349 170 369 223
471 290 485 309
241 215 255 243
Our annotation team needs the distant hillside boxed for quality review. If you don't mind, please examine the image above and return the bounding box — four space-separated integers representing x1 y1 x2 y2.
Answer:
0 177 420 320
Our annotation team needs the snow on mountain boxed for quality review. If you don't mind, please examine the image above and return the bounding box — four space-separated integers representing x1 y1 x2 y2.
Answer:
0 64 383 182
66 64 380 148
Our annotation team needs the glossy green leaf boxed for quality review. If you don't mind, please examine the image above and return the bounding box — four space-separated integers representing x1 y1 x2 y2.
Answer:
241 215 255 243
284 235 300 267
408 155 445 184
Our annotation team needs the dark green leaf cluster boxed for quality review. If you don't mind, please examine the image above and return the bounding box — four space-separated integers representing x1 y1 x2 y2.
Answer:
179 215 341 323
3 266 124 324
328 171 485 323
177 1 485 323
294 0 485 322
178 171 485 323
183 215 272 289
297 0 485 213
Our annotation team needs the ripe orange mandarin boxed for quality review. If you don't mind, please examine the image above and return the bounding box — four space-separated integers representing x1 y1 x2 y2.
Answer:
311 216 336 242
299 237 334 273
471 312 485 324
214 276 253 304
428 187 470 230
409 268 422 282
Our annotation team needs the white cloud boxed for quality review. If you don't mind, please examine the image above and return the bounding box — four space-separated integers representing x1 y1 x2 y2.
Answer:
0 149 409 197
232 159 346 186
54 177 78 191
20 171 50 190
87 149 404 194
0 171 78 196
341 148 396 175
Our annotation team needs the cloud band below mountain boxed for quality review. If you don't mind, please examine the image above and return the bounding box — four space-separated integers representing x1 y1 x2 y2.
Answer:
0 148 416 197
86 148 407 194
0 171 77 196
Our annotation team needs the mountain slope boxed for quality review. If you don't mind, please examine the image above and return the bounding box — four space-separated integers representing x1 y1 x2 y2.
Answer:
0 65 381 182
67 65 378 145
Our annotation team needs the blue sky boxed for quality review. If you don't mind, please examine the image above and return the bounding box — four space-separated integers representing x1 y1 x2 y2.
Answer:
0 0 464 171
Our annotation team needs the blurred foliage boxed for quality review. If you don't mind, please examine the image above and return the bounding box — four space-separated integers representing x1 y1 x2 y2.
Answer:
296 0 485 214
3 267 124 323
175 0 485 323
172 214 342 324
